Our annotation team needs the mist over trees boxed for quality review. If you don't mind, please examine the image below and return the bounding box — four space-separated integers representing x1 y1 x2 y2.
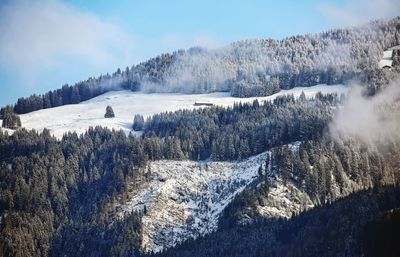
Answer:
3 17 400 115
136 17 400 96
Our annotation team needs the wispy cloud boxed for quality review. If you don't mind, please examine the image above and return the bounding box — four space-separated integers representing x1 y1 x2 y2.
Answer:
318 0 400 27
0 0 136 88
330 79 400 145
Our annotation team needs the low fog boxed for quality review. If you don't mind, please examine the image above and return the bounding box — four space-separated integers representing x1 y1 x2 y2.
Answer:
330 79 400 144
138 18 395 95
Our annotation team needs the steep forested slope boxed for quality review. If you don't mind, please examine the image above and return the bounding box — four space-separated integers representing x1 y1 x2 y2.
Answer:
154 186 400 257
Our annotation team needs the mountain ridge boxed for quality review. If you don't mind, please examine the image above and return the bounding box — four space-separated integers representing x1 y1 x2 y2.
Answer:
2 16 399 116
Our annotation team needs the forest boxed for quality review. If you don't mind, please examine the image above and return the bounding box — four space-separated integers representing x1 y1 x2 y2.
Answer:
2 17 399 116
1 16 400 257
1 81 400 256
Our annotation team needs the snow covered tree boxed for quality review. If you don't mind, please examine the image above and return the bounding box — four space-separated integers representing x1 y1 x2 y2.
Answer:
104 105 115 118
132 114 145 131
1 106 21 129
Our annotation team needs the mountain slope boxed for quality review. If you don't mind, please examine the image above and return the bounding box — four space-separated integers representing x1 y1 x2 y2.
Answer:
115 152 268 253
153 186 400 257
0 15 399 257
5 17 399 115
4 84 346 138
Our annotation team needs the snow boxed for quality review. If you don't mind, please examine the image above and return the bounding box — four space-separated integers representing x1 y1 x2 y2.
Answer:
16 84 347 139
378 46 399 68
0 125 15 135
115 152 269 253
287 141 301 152
379 59 393 68
382 50 393 59
113 142 329 253
256 179 314 218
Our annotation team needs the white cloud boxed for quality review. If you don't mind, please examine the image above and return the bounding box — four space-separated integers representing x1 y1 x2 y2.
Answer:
0 0 136 88
330 80 400 145
318 0 400 27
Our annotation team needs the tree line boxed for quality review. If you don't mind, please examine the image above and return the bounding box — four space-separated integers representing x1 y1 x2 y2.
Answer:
140 92 340 161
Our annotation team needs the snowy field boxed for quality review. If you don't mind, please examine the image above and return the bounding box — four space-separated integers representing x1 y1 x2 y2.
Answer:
3 84 346 138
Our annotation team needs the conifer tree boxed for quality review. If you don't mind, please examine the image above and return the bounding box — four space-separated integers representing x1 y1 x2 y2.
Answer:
132 114 145 131
1 106 21 129
104 105 115 118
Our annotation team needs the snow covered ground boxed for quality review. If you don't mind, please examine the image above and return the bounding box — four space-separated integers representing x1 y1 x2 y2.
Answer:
12 84 347 139
0 127 14 135
115 152 268 253
378 45 400 68
379 50 393 68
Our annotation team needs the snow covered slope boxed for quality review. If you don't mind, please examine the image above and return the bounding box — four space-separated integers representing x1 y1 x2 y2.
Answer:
113 143 319 253
115 152 268 253
112 139 365 253
15 84 347 138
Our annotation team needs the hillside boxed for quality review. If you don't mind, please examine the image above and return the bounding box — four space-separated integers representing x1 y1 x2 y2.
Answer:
154 186 400 257
0 14 400 257
2 84 346 138
4 17 399 116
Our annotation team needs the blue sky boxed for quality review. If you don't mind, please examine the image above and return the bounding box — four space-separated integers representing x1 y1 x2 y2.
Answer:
0 0 399 106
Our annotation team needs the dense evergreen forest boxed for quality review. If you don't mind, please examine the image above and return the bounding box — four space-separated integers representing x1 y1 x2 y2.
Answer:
141 92 339 161
2 17 399 116
1 16 400 257
1 84 400 256
0 93 336 256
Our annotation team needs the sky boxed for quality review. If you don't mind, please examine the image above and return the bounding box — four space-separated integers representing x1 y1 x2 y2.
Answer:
0 0 399 106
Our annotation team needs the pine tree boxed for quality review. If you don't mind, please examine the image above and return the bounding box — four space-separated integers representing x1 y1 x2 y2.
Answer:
132 114 145 131
1 106 21 129
104 106 115 118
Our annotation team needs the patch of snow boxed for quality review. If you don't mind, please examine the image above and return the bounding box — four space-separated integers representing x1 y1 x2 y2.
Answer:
378 46 400 68
382 50 393 59
115 152 268 253
379 59 393 68
0 123 15 136
287 141 301 152
18 84 347 139
256 178 314 218
112 138 368 253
